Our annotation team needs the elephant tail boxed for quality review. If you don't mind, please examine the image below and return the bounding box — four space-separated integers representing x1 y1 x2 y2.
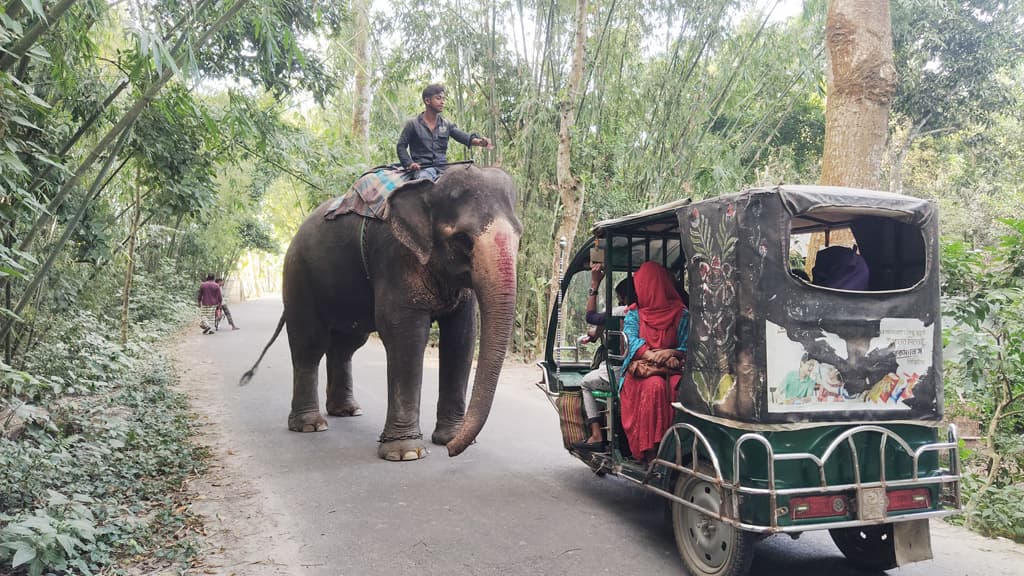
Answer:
239 314 286 386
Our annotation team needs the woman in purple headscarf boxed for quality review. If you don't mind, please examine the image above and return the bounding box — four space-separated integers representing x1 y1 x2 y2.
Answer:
811 246 869 290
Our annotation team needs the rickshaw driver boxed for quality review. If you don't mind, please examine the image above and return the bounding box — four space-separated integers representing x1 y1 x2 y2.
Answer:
575 263 634 451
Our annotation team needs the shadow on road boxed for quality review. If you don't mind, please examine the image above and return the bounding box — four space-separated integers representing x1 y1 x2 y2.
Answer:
550 465 891 576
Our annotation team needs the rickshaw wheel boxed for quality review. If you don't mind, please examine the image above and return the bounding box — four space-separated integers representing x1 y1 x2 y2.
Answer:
671 462 756 576
828 524 897 571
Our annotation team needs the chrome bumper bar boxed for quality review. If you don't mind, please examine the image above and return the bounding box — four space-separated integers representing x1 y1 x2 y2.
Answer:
622 422 962 534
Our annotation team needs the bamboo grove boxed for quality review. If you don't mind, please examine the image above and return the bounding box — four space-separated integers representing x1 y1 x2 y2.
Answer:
1 0 1020 361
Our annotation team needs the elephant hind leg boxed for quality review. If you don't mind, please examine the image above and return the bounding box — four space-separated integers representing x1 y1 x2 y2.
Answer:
326 330 369 417
287 323 329 433
289 363 328 432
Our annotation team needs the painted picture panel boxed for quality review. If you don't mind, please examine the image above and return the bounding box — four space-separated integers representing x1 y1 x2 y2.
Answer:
766 318 933 413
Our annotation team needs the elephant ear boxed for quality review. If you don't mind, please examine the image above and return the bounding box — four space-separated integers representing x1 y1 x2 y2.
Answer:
387 184 434 266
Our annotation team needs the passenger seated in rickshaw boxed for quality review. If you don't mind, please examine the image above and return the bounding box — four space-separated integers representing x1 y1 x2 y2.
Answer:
811 245 869 290
620 261 689 462
575 265 634 451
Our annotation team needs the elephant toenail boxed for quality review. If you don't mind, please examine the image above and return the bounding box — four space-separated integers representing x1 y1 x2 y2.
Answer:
351 408 363 416
402 450 419 461
386 452 401 461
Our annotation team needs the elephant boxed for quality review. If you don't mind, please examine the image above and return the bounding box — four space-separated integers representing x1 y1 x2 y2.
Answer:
241 165 522 462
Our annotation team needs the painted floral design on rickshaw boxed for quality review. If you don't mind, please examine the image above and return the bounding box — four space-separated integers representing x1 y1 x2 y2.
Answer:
688 204 738 408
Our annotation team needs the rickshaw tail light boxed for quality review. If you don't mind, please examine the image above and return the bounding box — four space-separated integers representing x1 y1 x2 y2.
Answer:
887 488 931 512
790 495 848 520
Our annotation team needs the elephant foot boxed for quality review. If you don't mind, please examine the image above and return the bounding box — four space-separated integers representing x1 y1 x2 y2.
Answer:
288 411 329 433
326 401 363 417
431 422 462 446
378 436 428 461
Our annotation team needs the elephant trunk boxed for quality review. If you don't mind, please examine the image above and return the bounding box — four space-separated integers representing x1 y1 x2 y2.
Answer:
447 219 519 457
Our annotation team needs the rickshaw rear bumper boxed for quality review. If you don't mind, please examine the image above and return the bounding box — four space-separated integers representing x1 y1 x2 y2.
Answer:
625 412 963 535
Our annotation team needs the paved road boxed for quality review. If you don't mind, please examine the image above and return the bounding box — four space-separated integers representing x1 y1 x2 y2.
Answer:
190 297 1023 576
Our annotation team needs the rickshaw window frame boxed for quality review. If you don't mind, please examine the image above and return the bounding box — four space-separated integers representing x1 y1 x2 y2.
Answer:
601 230 686 367
785 207 930 294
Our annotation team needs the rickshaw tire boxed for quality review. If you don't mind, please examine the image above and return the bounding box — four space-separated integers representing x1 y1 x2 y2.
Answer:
828 523 898 571
670 462 756 576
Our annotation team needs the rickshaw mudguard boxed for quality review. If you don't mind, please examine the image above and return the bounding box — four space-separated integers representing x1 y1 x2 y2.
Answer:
894 519 934 565
676 186 942 426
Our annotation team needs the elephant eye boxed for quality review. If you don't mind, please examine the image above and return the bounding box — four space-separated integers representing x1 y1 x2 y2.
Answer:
450 232 473 254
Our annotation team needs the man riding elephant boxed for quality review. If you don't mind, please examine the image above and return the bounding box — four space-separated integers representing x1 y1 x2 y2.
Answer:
396 83 494 181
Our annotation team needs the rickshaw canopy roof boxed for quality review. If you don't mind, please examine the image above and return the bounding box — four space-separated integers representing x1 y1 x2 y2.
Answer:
591 198 691 236
591 186 934 238
771 185 934 231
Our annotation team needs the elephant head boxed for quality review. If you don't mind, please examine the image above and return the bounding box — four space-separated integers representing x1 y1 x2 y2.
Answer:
387 165 522 456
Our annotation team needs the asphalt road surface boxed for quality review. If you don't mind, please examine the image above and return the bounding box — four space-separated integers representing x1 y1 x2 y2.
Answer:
189 297 1023 576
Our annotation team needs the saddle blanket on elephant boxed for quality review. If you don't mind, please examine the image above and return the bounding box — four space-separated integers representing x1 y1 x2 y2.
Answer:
324 166 431 221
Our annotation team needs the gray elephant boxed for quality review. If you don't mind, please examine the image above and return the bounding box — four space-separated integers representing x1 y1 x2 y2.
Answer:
242 165 522 461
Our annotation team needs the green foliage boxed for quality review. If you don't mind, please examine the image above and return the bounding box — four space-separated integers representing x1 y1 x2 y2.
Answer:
238 217 280 253
0 492 98 576
199 0 346 101
942 220 1024 540
891 0 1023 132
951 473 1024 542
0 298 208 574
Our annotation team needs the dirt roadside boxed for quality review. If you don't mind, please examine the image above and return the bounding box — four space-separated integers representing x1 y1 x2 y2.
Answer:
171 332 309 576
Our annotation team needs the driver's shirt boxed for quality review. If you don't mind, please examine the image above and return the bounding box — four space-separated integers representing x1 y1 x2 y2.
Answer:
396 113 474 168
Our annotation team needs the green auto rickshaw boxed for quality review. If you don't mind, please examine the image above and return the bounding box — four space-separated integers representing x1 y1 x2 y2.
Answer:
537 185 961 576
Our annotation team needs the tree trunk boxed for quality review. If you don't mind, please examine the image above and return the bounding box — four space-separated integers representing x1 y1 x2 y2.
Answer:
547 0 588 319
808 0 897 274
0 0 78 72
350 0 371 159
120 179 143 345
820 0 897 189
488 0 501 165
3 232 11 364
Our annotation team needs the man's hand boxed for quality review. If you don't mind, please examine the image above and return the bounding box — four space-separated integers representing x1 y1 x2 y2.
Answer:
408 162 421 171
590 263 605 289
472 136 494 150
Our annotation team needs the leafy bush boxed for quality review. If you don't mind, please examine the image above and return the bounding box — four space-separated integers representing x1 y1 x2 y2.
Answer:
0 283 208 574
951 473 1024 542
942 219 1024 540
0 492 99 575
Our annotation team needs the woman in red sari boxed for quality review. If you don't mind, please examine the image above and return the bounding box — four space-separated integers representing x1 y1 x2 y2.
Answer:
619 261 689 461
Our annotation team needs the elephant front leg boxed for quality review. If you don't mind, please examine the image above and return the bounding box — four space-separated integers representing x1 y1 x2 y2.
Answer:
326 331 369 417
433 296 476 445
377 311 431 461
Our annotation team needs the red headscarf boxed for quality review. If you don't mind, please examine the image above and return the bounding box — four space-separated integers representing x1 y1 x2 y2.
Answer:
633 261 686 350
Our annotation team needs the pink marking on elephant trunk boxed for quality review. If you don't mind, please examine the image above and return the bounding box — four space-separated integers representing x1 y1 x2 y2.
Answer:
447 220 519 457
